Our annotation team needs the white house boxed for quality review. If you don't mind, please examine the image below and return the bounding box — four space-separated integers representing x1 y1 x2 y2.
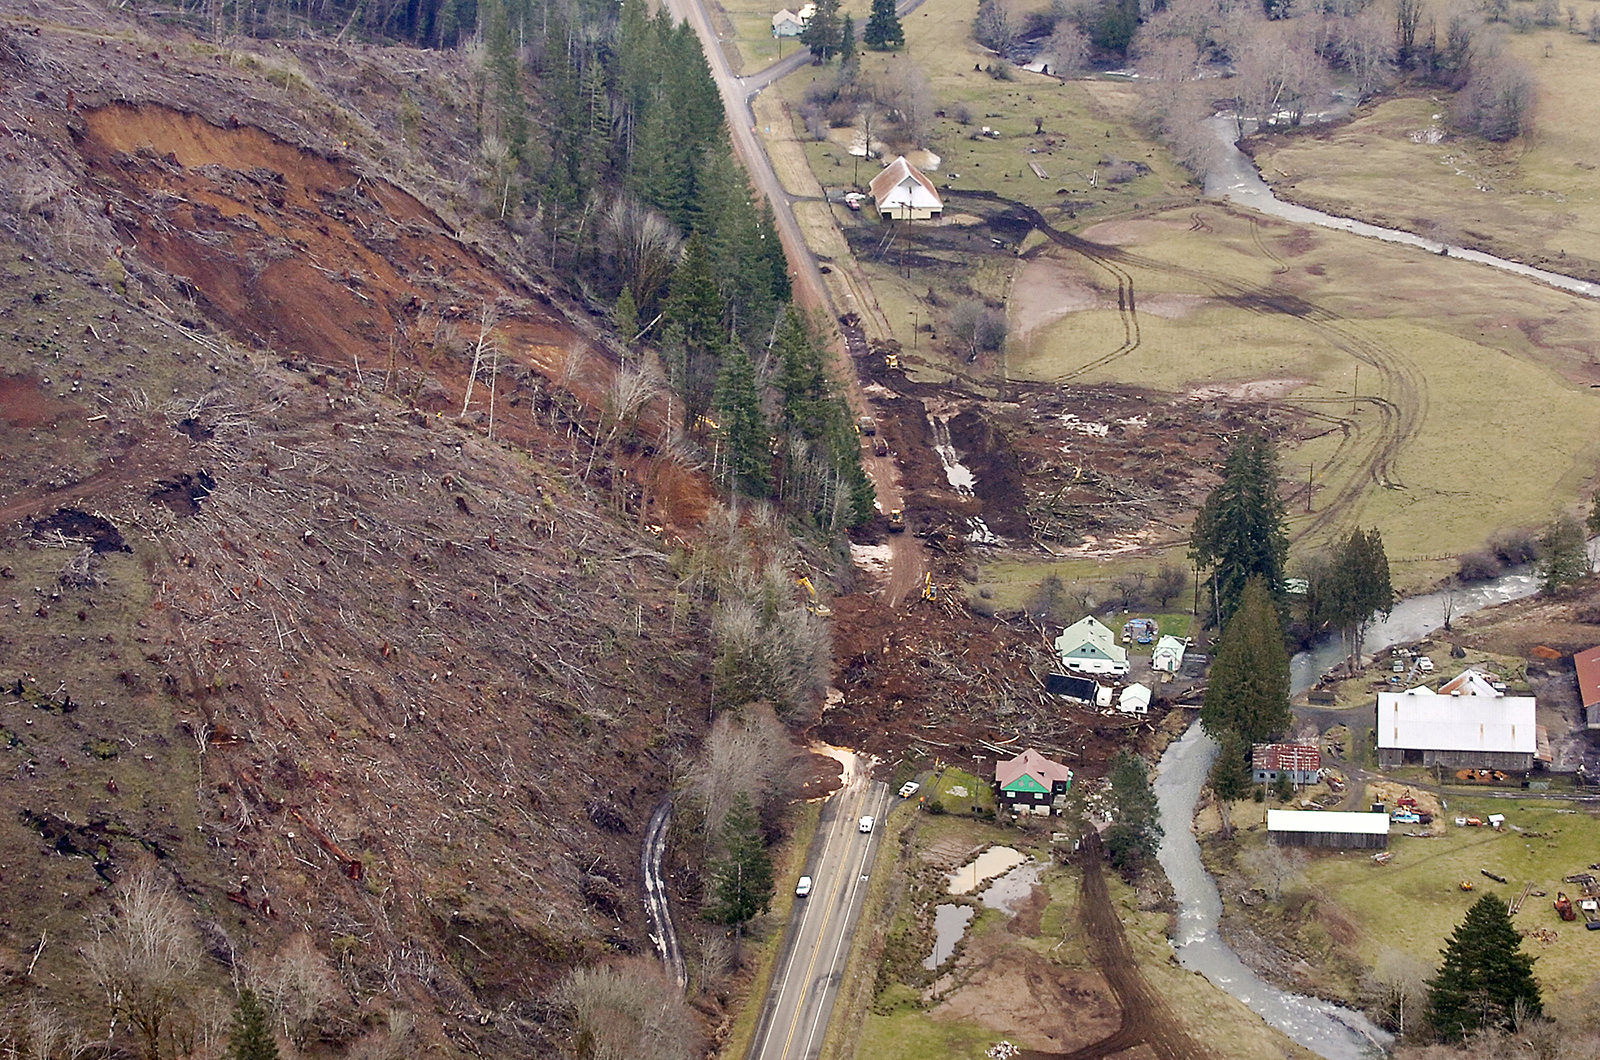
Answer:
771 9 805 36
1118 683 1152 716
868 156 943 220
1054 616 1129 677
1152 635 1187 673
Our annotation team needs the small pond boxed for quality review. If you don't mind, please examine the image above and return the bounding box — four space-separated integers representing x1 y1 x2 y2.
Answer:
947 845 1027 894
980 861 1044 913
925 904 975 969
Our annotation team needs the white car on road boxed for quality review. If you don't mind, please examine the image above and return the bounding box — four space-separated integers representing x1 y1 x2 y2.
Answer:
795 875 812 897
858 815 874 833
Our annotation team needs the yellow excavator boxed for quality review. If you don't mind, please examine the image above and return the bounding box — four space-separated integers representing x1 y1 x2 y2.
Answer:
797 576 832 616
921 573 937 602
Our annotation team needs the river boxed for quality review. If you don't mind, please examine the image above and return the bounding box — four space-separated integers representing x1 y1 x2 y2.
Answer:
1201 115 1600 299
1153 552 1600 1058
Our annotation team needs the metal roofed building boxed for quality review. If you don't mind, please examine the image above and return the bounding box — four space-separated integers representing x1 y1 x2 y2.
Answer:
1267 809 1390 849
868 156 944 220
1575 645 1600 729
995 747 1074 813
1252 742 1322 786
1376 688 1539 771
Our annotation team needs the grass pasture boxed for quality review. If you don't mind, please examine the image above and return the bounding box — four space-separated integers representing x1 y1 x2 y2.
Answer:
1249 15 1600 287
1298 798 1600 1017
1007 201 1600 564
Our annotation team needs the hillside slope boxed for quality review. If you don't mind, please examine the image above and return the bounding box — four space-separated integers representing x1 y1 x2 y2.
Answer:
0 13 723 1057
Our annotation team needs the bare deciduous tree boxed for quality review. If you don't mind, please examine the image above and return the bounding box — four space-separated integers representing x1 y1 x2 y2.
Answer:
696 704 797 842
1240 843 1305 901
84 872 201 1060
601 196 684 312
556 959 700 1060
1047 22 1090 77
254 934 343 1051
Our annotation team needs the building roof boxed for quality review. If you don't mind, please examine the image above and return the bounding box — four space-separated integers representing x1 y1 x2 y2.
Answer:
1376 691 1537 754
995 747 1074 793
1437 668 1504 698
1054 616 1127 664
1153 635 1186 656
1045 672 1100 702
1267 810 1389 835
869 156 943 213
772 8 802 25
1575 645 1600 711
1252 743 1321 772
1119 684 1151 711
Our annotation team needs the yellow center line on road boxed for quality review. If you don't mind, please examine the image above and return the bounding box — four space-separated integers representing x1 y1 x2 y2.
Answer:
764 790 870 1060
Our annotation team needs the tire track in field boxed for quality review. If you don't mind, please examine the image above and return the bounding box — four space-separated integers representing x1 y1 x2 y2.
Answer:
948 190 1428 547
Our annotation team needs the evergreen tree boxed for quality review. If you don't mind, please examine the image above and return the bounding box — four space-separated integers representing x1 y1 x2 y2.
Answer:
1208 728 1253 837
839 16 859 80
1201 576 1291 745
707 793 774 926
713 346 771 497
613 287 639 346
662 233 725 425
864 0 904 49
1426 894 1541 1041
1312 528 1392 672
228 988 280 1060
1538 511 1588 594
1105 750 1162 876
1190 433 1288 628
801 0 843 60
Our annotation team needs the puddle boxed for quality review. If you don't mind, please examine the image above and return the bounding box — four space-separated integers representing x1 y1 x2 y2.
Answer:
947 846 1027 894
979 861 1043 913
925 903 974 969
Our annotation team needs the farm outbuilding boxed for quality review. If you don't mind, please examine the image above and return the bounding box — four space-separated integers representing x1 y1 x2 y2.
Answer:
1045 672 1110 707
869 156 943 220
1375 685 1540 772
1267 810 1389 850
1576 645 1600 730
1152 635 1186 673
1118 683 1151 716
1252 743 1321 786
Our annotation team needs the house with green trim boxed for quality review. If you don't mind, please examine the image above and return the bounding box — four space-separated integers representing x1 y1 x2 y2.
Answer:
995 747 1074 813
1053 616 1129 677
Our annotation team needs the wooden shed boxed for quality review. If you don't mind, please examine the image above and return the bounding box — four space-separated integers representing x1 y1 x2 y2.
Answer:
1267 810 1390 850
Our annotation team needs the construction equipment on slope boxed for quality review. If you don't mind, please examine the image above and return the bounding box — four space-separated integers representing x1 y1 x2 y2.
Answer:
920 573 937 602
796 576 832 616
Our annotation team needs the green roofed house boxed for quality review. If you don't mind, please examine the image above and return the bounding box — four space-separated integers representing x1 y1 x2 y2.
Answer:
995 747 1074 814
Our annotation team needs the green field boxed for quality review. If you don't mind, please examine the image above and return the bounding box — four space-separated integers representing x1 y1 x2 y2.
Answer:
1293 799 1600 1020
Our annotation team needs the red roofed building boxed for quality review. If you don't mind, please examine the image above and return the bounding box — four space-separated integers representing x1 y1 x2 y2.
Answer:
1252 742 1322 787
995 748 1074 813
1577 645 1600 730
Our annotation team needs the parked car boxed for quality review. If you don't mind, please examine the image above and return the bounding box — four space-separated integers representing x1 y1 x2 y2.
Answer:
858 815 874 833
796 875 812 897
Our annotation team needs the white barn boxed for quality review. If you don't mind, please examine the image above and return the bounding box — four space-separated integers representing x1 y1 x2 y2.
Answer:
1376 684 1540 772
868 156 943 220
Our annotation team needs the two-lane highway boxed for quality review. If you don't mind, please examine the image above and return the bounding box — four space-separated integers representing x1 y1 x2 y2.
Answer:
749 771 892 1060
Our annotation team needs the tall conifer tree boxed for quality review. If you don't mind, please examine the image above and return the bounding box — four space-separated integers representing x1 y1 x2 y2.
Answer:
1201 576 1291 745
1426 894 1541 1040
864 0 905 49
1191 433 1288 628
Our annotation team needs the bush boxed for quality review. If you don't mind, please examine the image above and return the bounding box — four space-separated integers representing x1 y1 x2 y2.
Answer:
1457 549 1502 582
927 798 947 815
1491 530 1540 566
